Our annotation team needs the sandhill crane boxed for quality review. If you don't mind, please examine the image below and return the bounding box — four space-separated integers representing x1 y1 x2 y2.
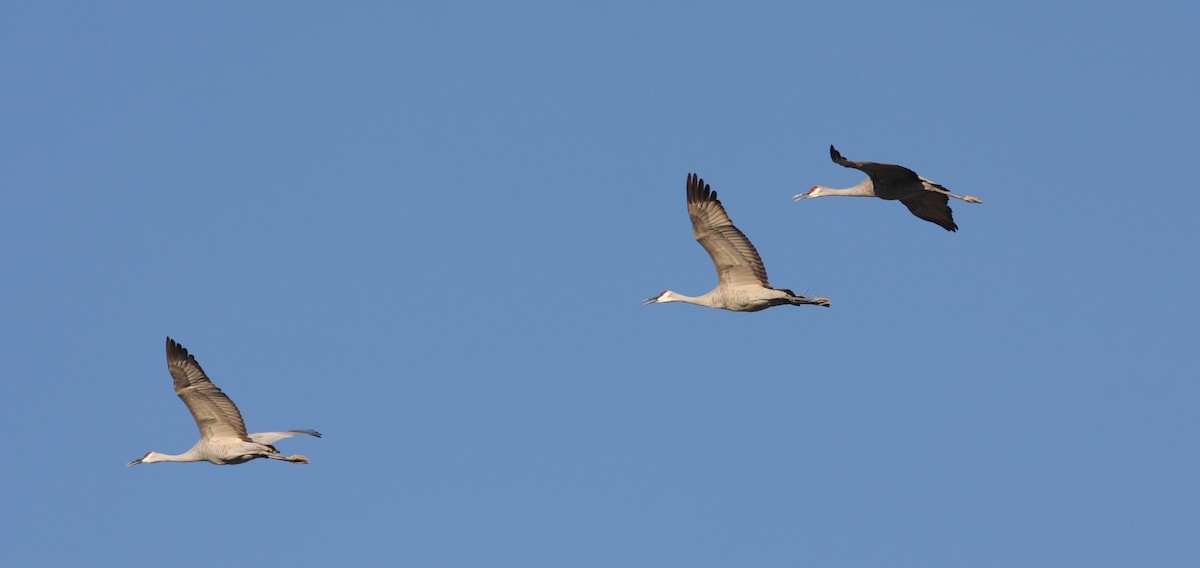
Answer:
644 173 831 312
127 338 320 466
794 145 982 231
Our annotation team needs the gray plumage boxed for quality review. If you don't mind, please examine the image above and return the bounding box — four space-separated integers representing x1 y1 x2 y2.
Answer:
645 173 831 312
127 338 320 466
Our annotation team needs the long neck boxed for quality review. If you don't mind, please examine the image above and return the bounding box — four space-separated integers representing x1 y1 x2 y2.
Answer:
817 178 875 197
147 448 203 464
663 290 721 307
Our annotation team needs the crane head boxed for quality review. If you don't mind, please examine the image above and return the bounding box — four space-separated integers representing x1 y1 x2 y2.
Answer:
643 291 670 305
792 186 821 201
126 451 153 466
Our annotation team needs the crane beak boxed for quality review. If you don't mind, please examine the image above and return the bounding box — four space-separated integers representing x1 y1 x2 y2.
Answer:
644 291 668 304
126 458 143 467
792 192 810 202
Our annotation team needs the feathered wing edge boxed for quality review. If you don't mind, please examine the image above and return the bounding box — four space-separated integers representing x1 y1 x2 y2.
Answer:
900 192 958 231
685 173 771 287
249 429 323 445
166 337 251 442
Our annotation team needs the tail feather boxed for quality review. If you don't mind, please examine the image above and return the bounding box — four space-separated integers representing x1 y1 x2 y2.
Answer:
778 288 831 307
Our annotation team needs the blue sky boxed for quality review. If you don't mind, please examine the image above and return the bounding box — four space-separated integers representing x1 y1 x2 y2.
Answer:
2 2 1198 566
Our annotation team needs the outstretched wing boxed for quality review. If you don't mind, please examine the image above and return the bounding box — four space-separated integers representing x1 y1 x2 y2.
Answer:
830 145 923 201
686 173 770 288
166 337 250 442
899 192 958 231
249 429 322 445
829 144 867 170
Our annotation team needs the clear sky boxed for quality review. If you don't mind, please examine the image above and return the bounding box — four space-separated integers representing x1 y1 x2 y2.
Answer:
3 2 1198 566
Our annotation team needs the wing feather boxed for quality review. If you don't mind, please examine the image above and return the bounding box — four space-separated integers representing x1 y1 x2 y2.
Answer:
166 338 250 442
249 429 322 445
899 192 958 231
686 173 770 287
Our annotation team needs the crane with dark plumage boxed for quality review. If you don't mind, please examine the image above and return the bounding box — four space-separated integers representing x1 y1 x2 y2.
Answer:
794 145 982 231
644 173 831 312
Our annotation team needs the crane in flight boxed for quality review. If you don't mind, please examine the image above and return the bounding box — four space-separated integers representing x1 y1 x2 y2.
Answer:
794 145 982 231
127 338 320 466
645 173 831 312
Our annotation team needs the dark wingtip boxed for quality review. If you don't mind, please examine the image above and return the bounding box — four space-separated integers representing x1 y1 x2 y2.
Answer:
941 213 959 232
686 172 715 204
829 145 840 162
294 429 322 438
165 337 196 364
